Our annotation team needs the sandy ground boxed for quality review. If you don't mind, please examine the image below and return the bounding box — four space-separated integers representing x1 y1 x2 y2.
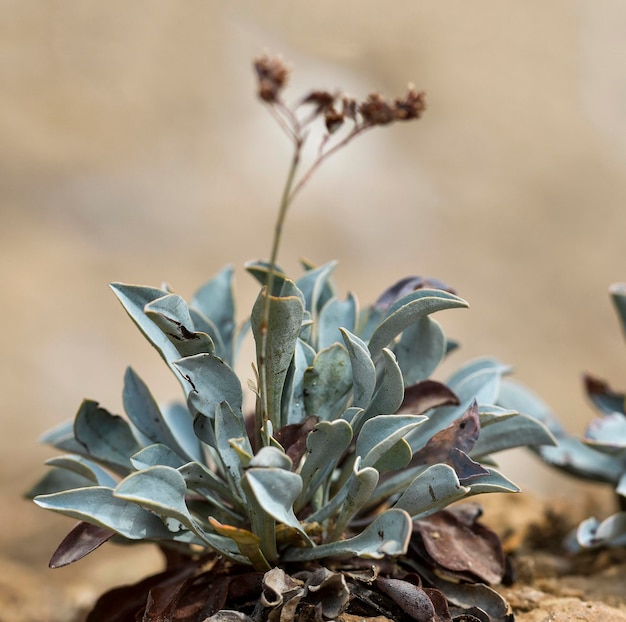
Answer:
3 2 626 618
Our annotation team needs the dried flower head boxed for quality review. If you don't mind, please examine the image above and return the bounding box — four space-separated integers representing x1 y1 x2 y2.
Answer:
359 93 395 126
324 106 344 134
254 54 289 103
302 90 336 112
393 85 427 121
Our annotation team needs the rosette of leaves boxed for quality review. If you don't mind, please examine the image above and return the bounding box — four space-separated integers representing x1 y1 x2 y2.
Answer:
497 283 626 552
30 261 554 621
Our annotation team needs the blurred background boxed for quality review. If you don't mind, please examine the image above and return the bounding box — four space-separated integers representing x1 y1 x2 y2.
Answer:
3 1 626 617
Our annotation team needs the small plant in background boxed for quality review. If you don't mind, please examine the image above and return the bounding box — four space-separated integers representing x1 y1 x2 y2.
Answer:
29 55 555 622
498 284 626 552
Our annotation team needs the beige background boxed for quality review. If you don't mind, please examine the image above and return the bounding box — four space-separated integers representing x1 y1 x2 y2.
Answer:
2 1 626 613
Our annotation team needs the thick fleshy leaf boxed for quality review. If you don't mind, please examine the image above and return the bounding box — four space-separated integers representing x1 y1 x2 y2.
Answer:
295 260 337 315
283 339 316 425
373 276 457 313
34 486 174 540
242 467 310 544
114 466 247 561
610 282 626 339
39 419 86 455
471 413 556 458
274 416 319 468
45 455 117 488
123 367 191 459
249 446 292 470
303 343 353 420
74 400 141 475
368 289 468 360
577 511 626 549
191 265 236 362
296 419 353 510
330 457 379 539
109 283 181 369
340 328 377 410
215 401 253 494
282 509 412 561
178 461 243 513
144 294 217 359
317 294 357 351
49 521 115 568
357 415 426 470
251 285 305 428
161 402 203 463
584 412 626 448
584 374 626 416
393 464 469 518
130 444 185 470
209 518 270 571
175 354 243 418
244 260 288 295
465 467 520 495
395 317 446 385
25 468 97 498
354 349 404 432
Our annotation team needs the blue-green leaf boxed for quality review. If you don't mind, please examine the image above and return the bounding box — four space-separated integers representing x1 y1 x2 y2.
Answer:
145 294 217 358
296 261 337 315
339 328 376 410
282 509 412 561
161 402 204 463
394 317 445 385
110 283 181 370
175 354 243 418
610 283 626 340
45 455 118 488
303 343 353 421
34 486 174 540
393 463 469 518
318 294 357 351
368 289 468 360
251 285 305 427
283 339 316 425
74 400 141 475
130 444 185 470
215 402 253 495
191 266 236 362
123 367 191 459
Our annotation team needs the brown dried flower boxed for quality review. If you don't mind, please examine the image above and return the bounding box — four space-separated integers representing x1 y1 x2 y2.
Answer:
302 90 336 112
392 86 427 121
324 106 344 134
254 54 289 103
358 93 395 126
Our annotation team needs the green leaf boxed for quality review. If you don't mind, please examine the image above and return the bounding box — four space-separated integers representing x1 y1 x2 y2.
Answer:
368 289 468 360
465 467 520 495
303 343 353 420
161 402 204 464
282 509 412 561
318 294 357 351
74 400 141 475
191 265 236 363
339 328 377 410
25 468 98 498
393 463 469 518
34 486 174 540
175 354 243 418
244 260 288 295
251 285 305 428
394 317 445 385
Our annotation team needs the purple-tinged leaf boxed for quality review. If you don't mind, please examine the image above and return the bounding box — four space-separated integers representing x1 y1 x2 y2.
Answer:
49 521 115 568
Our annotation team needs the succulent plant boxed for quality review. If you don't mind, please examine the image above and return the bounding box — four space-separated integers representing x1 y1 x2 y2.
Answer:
497 284 626 552
30 55 555 621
